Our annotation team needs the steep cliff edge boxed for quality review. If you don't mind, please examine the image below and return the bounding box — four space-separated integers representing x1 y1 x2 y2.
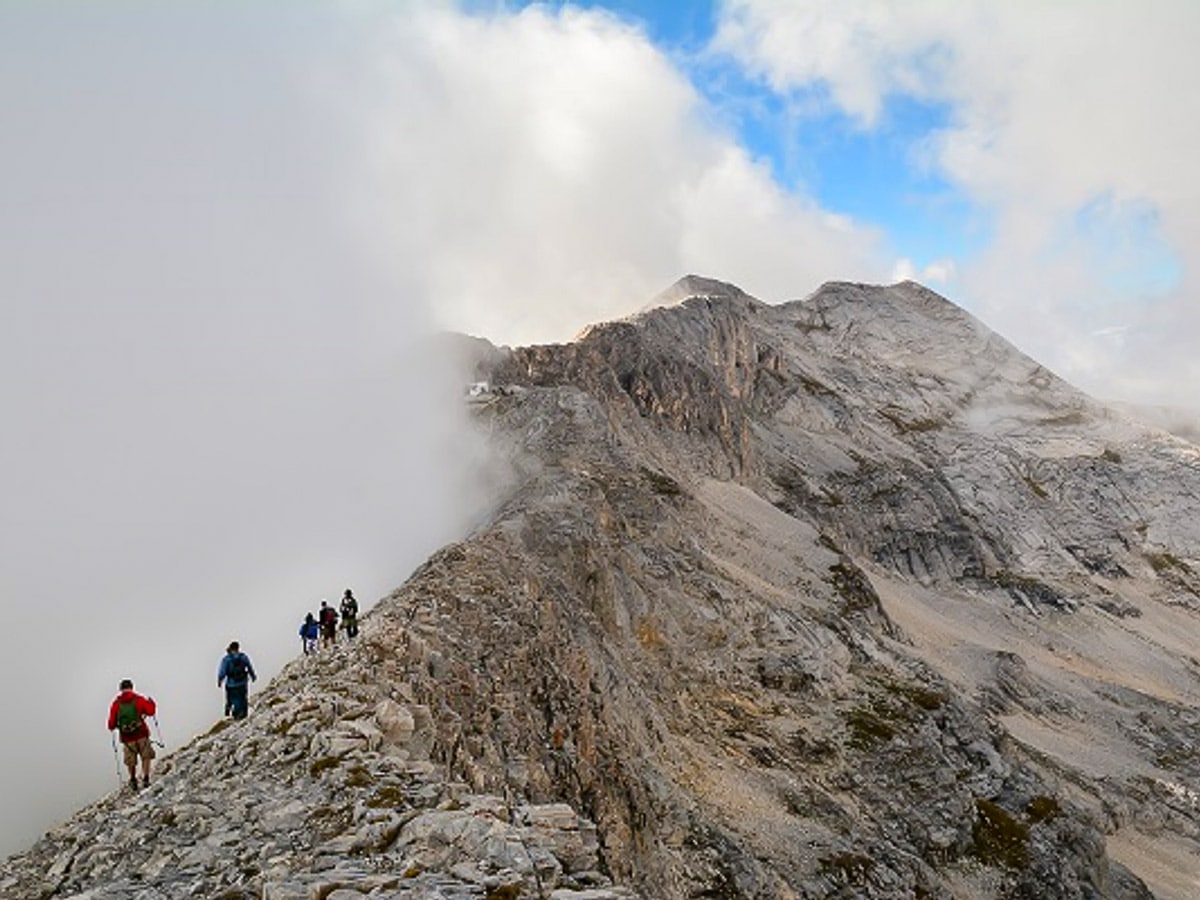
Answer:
5 278 1200 899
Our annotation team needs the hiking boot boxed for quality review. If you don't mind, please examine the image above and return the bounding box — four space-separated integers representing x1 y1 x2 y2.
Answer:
129 775 139 791
142 776 151 788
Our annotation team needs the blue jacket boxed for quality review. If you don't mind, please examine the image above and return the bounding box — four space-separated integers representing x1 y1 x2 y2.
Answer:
217 652 256 688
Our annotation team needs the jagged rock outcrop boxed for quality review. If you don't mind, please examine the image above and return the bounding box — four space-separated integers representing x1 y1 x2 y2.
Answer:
0 641 635 899
5 278 1200 898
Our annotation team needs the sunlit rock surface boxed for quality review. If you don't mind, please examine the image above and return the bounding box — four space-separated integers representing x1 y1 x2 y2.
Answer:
5 278 1200 899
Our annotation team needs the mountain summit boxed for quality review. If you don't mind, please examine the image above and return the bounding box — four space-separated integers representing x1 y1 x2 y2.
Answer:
5 279 1200 899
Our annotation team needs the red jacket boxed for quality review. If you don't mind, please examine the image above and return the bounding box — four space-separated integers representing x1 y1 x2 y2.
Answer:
107 690 156 744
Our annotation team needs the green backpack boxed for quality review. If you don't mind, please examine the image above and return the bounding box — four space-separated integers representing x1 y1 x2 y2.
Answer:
115 699 143 735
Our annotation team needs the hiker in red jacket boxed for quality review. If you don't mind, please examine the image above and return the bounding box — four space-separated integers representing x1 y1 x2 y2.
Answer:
107 678 157 790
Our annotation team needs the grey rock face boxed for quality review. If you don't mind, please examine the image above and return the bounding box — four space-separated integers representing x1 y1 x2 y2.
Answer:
0 641 637 899
5 278 1199 898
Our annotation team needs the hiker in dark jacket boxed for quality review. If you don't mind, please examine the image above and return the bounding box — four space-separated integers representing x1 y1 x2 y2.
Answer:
217 641 257 719
319 600 338 650
340 589 359 639
299 613 319 655
107 678 157 790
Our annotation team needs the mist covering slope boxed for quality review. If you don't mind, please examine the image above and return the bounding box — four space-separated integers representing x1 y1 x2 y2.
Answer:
4 278 1200 899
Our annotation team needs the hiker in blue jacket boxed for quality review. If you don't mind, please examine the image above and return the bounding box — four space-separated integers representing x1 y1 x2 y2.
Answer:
217 641 257 719
299 613 319 655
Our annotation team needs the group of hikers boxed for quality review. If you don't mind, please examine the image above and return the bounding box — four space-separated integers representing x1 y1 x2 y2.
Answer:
107 639 257 792
299 589 359 654
108 589 359 791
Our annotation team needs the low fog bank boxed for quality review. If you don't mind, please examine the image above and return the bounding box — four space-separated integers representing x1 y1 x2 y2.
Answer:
1107 401 1200 444
0 324 501 857
0 6 505 857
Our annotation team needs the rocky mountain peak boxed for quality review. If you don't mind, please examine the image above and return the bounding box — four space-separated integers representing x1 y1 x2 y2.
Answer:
5 278 1200 899
648 273 751 307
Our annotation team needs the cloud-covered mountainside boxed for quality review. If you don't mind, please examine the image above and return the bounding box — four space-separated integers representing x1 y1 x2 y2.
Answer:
5 278 1200 899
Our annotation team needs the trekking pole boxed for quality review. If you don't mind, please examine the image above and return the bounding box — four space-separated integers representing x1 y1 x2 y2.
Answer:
110 731 123 787
151 714 166 749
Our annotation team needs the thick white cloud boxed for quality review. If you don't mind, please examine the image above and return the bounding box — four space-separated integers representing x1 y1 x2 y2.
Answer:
0 2 475 855
715 0 1200 405
353 3 886 343
713 0 961 126
892 257 955 286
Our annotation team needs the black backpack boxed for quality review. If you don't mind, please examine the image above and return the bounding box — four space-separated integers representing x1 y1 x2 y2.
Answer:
228 653 249 682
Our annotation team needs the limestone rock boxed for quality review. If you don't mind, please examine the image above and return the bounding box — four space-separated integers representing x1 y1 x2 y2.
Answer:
6 278 1200 898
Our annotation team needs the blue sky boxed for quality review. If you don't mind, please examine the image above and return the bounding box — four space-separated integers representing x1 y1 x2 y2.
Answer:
524 0 719 48
523 0 992 273
511 0 1184 326
698 69 992 269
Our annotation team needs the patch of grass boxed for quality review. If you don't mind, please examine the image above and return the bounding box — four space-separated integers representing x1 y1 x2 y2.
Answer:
844 707 896 750
972 798 1029 869
358 819 405 854
828 561 880 615
307 802 353 841
636 617 667 649
1101 446 1122 464
309 756 340 777
818 534 843 554
1024 795 1061 824
639 466 683 496
365 784 409 809
1146 551 1193 577
771 463 805 494
796 372 836 396
1022 476 1049 499
795 319 832 336
345 765 372 788
886 680 948 711
1155 744 1198 768
790 732 838 763
1037 411 1087 427
748 744 782 767
819 852 874 885
988 570 1063 607
206 718 232 736
484 886 523 900
878 407 944 434
843 680 943 752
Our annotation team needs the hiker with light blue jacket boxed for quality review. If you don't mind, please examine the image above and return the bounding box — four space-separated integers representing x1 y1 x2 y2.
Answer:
217 641 257 719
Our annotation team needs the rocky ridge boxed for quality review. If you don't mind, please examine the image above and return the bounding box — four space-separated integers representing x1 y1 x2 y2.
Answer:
5 277 1200 898
2 638 635 900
